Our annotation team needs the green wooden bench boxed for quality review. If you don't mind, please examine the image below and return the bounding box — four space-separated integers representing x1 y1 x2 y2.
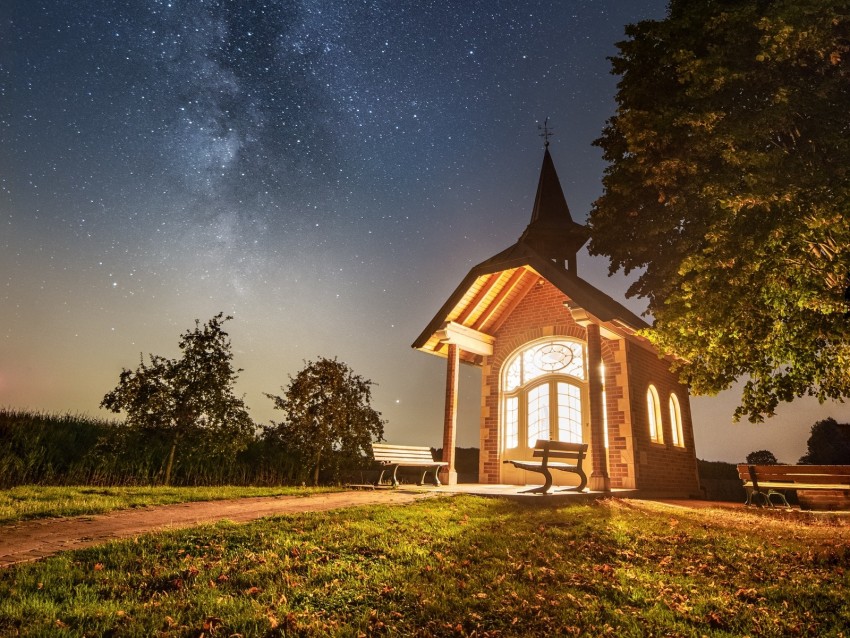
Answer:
504 439 589 494
372 443 447 487
737 464 850 510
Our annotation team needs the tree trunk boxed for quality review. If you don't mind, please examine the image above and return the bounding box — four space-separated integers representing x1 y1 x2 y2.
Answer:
164 439 178 486
313 449 321 486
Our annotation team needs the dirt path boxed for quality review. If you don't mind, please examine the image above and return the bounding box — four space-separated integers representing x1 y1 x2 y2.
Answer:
0 489 442 568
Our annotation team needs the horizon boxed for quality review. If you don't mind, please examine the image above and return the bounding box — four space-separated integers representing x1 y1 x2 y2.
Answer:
3 0 849 467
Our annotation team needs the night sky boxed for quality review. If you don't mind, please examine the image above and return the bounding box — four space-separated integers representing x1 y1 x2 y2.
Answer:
3 0 848 463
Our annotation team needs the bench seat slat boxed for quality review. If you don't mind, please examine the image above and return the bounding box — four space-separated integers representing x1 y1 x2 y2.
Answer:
743 481 849 491
738 463 850 510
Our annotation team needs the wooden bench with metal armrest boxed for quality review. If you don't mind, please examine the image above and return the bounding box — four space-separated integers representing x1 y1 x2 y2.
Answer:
737 464 850 509
504 440 589 495
372 443 448 487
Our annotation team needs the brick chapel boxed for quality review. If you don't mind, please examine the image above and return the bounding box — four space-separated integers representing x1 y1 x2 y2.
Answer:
413 145 701 497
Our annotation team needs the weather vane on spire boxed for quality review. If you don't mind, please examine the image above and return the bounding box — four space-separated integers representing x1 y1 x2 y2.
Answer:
538 117 554 148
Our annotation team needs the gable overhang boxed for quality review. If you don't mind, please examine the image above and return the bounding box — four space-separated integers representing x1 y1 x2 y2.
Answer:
435 322 495 356
413 241 651 364
413 264 540 364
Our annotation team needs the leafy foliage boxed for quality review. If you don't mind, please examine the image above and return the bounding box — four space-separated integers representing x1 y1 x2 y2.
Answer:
798 417 850 464
265 357 385 485
101 314 255 484
746 449 779 465
589 0 850 421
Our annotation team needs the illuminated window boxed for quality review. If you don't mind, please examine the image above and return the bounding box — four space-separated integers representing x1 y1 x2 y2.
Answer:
669 393 684 447
502 339 586 451
556 382 582 443
527 384 550 446
647 385 663 444
505 397 519 449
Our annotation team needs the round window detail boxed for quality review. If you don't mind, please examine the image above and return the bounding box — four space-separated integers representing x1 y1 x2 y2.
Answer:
532 343 574 372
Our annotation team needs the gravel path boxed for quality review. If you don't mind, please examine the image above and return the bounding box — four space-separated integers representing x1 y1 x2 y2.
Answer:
0 489 442 567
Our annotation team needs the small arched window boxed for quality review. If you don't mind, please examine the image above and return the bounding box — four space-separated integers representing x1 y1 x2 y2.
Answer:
647 385 663 444
669 393 684 447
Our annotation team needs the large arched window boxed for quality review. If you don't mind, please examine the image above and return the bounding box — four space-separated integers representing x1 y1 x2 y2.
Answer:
669 393 684 447
647 385 664 444
502 339 586 452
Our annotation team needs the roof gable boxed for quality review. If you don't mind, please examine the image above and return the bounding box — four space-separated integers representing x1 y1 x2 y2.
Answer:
412 242 650 361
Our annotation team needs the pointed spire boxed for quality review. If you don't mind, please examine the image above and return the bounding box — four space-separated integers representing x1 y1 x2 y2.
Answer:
518 146 590 272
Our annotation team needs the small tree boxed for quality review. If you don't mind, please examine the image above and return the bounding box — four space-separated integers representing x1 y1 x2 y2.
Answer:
265 357 385 485
745 450 778 465
101 313 255 484
798 418 850 465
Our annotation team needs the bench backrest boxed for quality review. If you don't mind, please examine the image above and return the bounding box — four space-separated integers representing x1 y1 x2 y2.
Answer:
531 439 588 462
738 464 850 485
372 443 437 464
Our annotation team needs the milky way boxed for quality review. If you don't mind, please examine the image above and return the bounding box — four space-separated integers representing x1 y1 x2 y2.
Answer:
4 0 843 462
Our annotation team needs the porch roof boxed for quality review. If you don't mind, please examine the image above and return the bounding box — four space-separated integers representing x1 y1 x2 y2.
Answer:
411 241 650 364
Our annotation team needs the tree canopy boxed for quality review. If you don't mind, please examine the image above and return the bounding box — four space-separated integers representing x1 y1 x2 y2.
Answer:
798 417 850 465
265 357 385 485
745 449 778 465
589 0 850 421
101 313 255 484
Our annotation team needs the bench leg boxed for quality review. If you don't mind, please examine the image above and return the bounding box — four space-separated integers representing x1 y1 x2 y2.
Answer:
745 489 769 507
553 469 588 493
390 465 400 487
521 467 553 494
767 490 790 508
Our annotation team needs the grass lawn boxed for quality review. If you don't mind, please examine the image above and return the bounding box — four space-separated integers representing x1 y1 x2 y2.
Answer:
0 485 341 525
0 495 848 636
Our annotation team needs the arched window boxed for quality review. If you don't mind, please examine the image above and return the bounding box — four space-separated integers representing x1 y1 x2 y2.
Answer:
669 393 684 447
502 339 586 452
647 385 663 444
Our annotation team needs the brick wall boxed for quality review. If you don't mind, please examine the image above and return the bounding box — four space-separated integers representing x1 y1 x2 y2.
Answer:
623 341 701 496
477 277 701 497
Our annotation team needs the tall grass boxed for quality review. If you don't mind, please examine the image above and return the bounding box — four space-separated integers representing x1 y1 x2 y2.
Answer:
0 409 304 487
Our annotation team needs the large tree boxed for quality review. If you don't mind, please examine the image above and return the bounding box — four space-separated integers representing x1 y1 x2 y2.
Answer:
265 357 385 485
798 417 850 465
101 313 255 484
589 0 850 421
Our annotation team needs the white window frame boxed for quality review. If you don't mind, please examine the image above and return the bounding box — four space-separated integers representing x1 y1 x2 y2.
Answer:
669 393 684 447
501 339 587 454
647 385 664 444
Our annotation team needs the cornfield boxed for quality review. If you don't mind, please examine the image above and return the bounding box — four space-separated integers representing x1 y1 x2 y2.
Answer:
0 409 305 487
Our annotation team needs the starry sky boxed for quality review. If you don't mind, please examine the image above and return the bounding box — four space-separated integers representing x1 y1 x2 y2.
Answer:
3 0 848 464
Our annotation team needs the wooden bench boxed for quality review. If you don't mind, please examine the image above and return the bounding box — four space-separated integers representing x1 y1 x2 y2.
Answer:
738 464 850 510
372 444 447 487
503 440 589 494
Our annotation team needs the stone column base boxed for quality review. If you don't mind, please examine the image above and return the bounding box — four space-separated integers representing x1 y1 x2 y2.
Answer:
439 468 458 486
589 475 611 492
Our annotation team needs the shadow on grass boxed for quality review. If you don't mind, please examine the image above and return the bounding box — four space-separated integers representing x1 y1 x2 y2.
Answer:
0 495 848 636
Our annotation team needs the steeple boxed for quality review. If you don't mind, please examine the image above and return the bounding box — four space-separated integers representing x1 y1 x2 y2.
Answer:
518 146 590 273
